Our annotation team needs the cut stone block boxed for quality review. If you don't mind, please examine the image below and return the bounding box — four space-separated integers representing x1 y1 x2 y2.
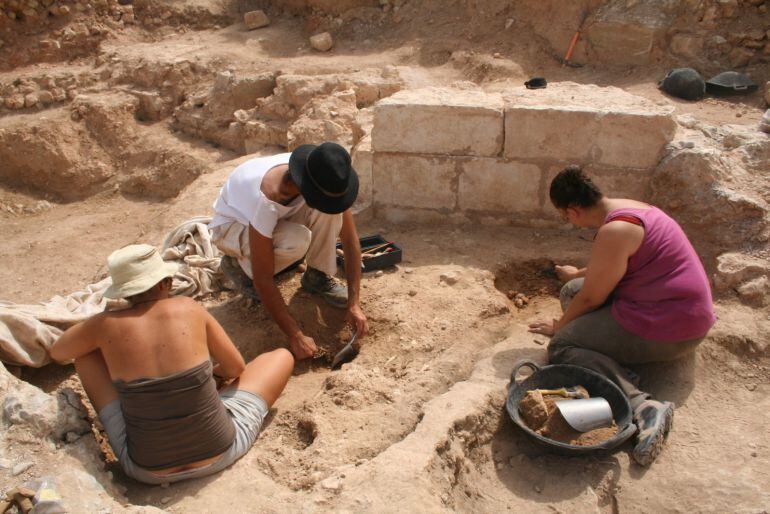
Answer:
459 159 541 213
373 88 504 157
351 134 373 213
373 153 456 210
543 164 651 213
375 205 468 225
504 82 675 169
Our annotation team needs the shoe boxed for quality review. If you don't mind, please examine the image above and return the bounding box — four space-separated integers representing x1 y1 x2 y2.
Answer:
300 267 347 308
632 400 674 466
220 256 260 302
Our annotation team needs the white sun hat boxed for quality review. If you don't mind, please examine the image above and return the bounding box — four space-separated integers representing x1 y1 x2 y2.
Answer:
104 244 179 299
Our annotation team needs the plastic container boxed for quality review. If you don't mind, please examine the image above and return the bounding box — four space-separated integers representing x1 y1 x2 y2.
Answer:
506 360 636 455
336 234 403 272
32 477 65 514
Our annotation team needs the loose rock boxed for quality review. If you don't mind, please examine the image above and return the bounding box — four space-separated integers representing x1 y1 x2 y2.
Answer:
439 272 458 286
244 10 269 30
320 476 343 491
12 461 34 476
310 32 334 52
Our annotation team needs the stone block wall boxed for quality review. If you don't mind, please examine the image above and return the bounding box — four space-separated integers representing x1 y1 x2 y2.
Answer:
363 83 676 226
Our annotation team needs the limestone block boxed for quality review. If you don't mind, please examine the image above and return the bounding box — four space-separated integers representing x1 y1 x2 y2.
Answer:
458 159 541 213
504 83 676 169
351 134 372 213
244 10 269 30
375 205 468 224
373 153 456 210
373 88 504 157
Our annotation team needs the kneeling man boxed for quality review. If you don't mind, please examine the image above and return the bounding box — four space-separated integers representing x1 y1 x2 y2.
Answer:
210 142 368 360
51 244 293 484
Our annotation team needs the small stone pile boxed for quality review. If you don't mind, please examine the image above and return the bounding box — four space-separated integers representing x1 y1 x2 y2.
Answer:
0 74 83 111
0 0 129 29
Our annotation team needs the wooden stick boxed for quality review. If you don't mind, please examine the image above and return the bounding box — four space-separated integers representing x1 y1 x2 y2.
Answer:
362 242 392 254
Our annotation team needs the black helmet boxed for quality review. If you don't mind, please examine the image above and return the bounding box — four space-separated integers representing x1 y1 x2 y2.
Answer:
658 68 705 101
705 71 757 95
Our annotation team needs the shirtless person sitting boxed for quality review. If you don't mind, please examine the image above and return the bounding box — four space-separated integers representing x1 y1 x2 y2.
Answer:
50 244 294 484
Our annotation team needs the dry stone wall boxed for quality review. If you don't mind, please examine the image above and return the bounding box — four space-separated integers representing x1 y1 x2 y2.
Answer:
368 83 676 225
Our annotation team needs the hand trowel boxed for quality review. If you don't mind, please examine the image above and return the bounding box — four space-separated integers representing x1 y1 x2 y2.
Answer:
331 331 358 370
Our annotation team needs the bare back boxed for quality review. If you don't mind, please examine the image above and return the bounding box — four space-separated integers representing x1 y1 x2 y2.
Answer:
94 297 210 381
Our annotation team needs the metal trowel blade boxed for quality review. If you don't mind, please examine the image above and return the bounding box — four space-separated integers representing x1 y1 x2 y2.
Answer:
331 332 358 370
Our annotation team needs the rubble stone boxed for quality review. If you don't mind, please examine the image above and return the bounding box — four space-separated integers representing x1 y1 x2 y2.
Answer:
737 276 769 306
3 384 89 440
714 252 770 292
670 33 704 60
244 9 269 30
286 89 360 151
373 88 504 157
24 92 39 108
38 90 54 104
310 32 334 52
4 95 25 109
729 47 753 67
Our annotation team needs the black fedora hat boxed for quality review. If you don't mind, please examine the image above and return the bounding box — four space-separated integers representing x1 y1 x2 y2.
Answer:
289 142 359 215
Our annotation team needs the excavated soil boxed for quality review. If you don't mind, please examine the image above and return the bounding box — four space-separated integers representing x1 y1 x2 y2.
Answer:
1 1 769 512
519 391 619 446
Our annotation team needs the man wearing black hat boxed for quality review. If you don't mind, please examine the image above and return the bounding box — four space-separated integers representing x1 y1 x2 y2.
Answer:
210 142 368 360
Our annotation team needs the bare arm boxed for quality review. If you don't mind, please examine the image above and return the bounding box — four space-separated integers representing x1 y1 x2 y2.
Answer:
339 209 368 337
530 221 643 335
554 265 587 282
248 224 317 359
202 306 245 379
50 319 101 363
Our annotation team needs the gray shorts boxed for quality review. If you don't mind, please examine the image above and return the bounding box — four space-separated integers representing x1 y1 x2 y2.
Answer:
98 389 268 485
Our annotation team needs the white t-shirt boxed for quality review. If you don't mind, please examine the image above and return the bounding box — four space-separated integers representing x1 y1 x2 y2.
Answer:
210 153 305 238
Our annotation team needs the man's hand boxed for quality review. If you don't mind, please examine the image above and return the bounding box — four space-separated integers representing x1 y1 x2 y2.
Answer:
290 332 318 360
347 304 368 338
555 264 581 283
528 319 557 337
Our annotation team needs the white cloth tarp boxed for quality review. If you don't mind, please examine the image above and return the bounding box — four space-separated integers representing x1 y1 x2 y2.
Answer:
0 216 229 367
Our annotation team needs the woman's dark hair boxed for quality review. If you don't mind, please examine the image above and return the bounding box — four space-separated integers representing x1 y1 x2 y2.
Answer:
549 165 604 209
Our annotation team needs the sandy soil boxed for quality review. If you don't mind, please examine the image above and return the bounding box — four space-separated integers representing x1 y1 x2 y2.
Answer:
1 2 769 513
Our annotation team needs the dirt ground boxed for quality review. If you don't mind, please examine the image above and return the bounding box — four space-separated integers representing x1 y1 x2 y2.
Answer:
1 1 769 512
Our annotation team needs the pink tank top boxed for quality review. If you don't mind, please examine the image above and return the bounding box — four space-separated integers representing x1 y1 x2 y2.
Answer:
606 207 716 342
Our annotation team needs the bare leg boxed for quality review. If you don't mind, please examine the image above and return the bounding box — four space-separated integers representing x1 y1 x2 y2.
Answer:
224 348 294 407
74 350 118 412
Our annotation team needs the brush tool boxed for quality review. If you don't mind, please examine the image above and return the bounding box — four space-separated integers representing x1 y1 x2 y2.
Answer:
533 386 590 399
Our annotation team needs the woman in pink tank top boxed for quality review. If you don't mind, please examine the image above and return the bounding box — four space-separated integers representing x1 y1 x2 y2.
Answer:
529 166 715 467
